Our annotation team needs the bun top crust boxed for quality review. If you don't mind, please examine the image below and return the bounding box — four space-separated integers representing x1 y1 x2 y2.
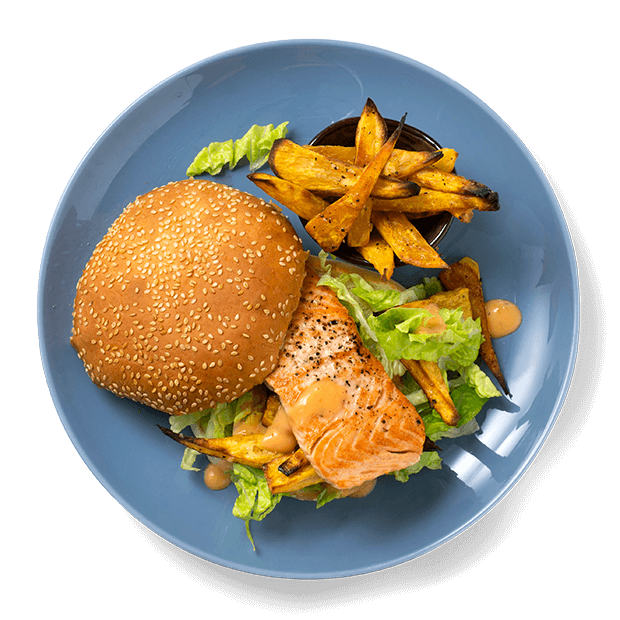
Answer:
71 179 307 415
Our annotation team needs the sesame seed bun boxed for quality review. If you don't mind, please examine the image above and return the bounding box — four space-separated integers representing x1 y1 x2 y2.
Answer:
71 179 308 415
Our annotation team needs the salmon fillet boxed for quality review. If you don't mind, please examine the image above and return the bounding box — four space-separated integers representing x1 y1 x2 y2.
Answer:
265 268 425 490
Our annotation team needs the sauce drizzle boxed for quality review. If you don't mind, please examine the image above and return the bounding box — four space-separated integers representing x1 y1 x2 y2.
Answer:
285 379 348 428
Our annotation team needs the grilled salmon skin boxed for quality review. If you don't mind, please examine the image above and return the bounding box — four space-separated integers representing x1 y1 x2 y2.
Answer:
265 268 425 490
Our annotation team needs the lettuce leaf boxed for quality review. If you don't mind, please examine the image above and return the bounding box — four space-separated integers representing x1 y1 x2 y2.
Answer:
314 252 483 374
458 363 502 399
417 382 487 441
186 122 289 176
349 274 442 313
231 464 283 550
389 378 491 482
168 409 209 434
316 270 402 377
367 306 483 370
391 451 443 482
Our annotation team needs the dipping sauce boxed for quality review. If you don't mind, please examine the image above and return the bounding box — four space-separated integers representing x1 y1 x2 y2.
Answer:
485 299 522 338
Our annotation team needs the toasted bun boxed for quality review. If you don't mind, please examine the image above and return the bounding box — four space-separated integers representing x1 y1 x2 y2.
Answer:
71 179 307 415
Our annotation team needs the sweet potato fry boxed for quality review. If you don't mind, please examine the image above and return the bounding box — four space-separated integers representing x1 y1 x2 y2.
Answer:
158 427 284 468
263 453 323 494
307 145 448 177
247 172 329 220
304 194 364 252
355 98 388 166
432 148 458 172
439 257 509 394
384 149 445 178
407 166 499 203
401 358 459 426
372 188 499 218
261 394 281 427
396 288 476 424
370 211 447 269
356 231 395 280
305 117 406 252
347 101 386 247
269 138 420 199
305 144 356 162
346 201 373 247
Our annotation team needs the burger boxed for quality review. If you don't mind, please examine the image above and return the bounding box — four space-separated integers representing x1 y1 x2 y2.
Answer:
71 178 500 544
71 179 308 414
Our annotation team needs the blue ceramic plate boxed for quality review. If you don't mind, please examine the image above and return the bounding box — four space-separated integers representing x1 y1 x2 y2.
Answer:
38 40 578 578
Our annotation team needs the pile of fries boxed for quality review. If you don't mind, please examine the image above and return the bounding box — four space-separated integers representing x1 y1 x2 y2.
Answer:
249 99 500 280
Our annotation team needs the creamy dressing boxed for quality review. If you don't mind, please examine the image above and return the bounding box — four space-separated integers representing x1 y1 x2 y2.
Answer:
260 407 298 453
285 379 348 428
485 299 522 338
417 302 446 335
233 418 267 436
261 380 348 454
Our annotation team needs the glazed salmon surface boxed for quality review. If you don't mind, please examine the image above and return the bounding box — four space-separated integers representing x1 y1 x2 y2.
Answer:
265 268 425 490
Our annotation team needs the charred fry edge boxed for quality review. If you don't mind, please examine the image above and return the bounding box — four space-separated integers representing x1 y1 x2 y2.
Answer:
277 448 310 476
263 454 323 494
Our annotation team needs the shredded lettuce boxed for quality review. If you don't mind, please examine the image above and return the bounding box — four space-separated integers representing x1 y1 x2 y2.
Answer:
169 409 208 434
314 253 484 378
169 402 284 548
349 273 442 313
186 122 289 176
391 451 443 482
231 464 283 550
459 363 502 399
391 366 500 480
367 307 483 370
